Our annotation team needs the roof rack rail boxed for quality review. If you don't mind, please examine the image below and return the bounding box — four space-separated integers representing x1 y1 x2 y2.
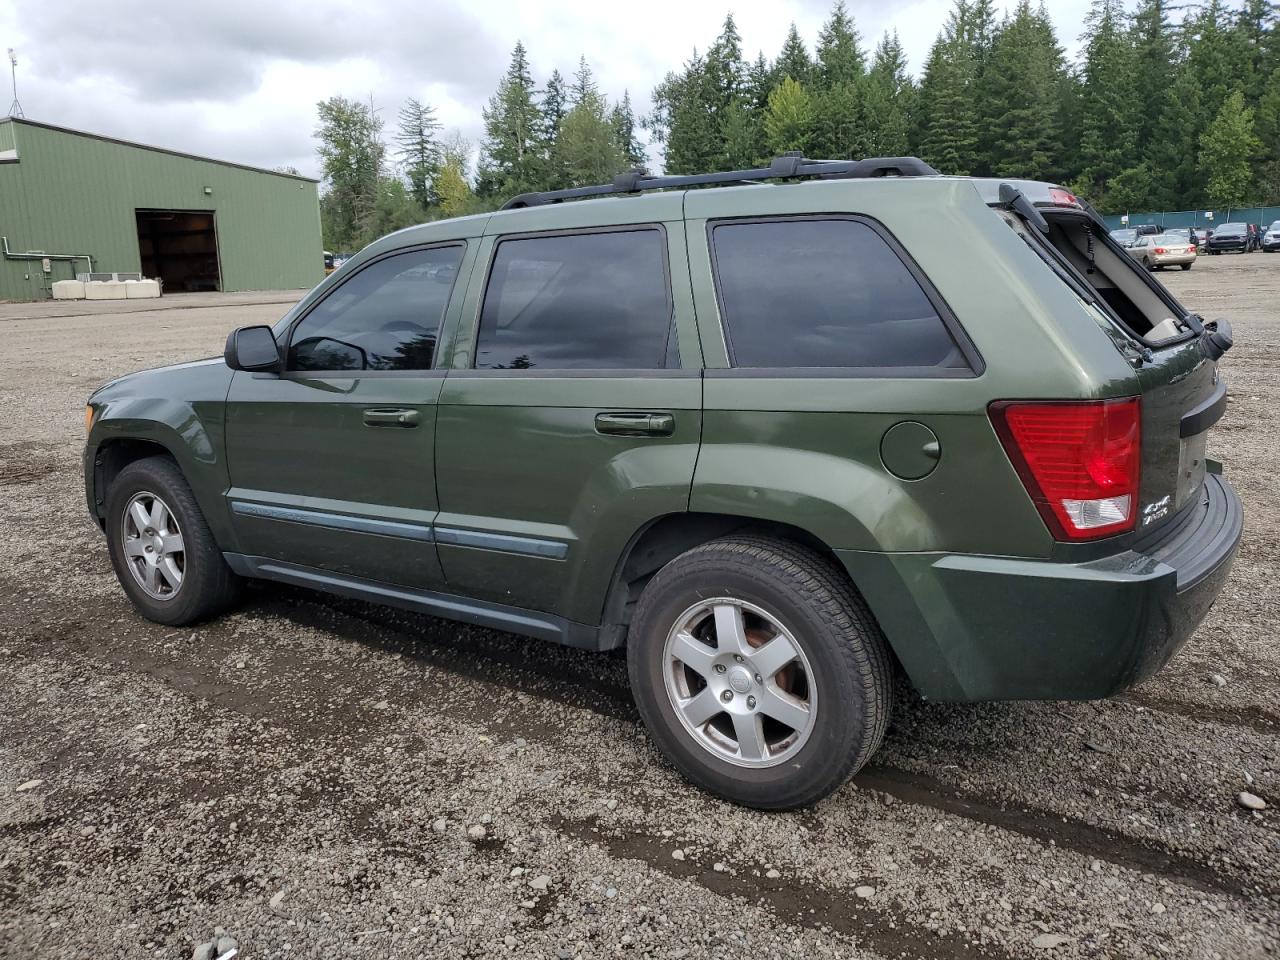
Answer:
500 153 940 210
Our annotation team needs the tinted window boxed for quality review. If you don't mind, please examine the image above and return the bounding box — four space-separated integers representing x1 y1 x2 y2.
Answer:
710 218 964 370
1217 223 1246 235
289 245 463 372
476 230 673 370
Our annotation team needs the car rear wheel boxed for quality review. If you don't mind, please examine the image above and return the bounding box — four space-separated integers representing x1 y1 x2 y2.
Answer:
1180 263 1192 270
627 536 892 809
1142 257 1153 271
105 456 242 625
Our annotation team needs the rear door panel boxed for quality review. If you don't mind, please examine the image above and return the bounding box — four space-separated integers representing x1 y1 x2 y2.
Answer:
433 200 704 625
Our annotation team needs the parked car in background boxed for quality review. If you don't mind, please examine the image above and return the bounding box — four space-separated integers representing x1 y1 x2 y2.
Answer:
1207 222 1250 254
1163 227 1200 248
1127 233 1197 270
1262 221 1280 252
1110 228 1138 248
323 251 335 275
1134 223 1161 237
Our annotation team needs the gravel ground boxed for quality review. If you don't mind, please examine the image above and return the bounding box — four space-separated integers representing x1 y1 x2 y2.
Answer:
0 258 1277 960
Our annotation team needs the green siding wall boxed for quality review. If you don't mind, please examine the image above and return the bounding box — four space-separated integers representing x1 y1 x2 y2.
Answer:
0 120 323 300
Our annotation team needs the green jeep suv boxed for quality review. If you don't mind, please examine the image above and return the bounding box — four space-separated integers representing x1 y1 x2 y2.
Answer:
84 156 1241 809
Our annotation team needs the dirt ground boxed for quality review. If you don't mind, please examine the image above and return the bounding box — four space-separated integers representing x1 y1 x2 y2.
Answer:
0 256 1276 960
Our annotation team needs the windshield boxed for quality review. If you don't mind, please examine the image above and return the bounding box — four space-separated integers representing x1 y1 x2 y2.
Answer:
1270 221 1280 231
1111 229 1136 241
1217 223 1246 235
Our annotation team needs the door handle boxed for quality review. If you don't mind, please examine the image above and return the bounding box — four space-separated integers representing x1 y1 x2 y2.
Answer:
363 408 419 428
594 412 675 437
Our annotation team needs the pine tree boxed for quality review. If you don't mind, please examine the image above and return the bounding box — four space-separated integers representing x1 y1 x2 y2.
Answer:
1147 66 1205 207
810 2 867 158
775 24 813 85
914 6 981 174
539 69 569 189
648 15 759 173
1254 68 1280 201
764 77 814 154
814 1 865 88
648 53 715 174
477 42 544 198
745 52 775 115
1235 0 1277 103
540 69 569 148
1074 0 1141 204
570 56 599 106
554 87 628 187
1199 89 1262 206
395 97 441 209
1130 0 1175 157
864 31 915 156
610 91 647 168
979 1 1067 180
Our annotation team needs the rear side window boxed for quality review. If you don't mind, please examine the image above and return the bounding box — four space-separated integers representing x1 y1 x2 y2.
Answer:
709 218 967 370
476 229 674 370
289 245 463 372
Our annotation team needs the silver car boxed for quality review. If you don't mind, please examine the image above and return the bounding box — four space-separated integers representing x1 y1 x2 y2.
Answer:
1126 233 1197 271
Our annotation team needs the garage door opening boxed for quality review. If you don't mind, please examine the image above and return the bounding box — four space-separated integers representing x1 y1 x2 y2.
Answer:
136 210 221 292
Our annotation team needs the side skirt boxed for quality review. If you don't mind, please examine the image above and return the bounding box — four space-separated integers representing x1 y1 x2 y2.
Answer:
223 553 608 652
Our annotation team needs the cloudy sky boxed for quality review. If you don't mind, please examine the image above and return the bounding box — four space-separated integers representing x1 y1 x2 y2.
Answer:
0 0 1095 179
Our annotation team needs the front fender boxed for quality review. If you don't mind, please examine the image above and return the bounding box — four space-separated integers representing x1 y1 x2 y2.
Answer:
85 360 237 548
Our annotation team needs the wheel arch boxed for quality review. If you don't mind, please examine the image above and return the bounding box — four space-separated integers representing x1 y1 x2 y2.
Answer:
87 414 237 550
597 511 866 649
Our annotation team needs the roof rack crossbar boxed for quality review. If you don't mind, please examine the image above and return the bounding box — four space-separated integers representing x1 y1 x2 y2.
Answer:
500 154 940 209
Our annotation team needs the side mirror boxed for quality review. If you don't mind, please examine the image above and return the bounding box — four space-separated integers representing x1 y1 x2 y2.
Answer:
224 325 282 372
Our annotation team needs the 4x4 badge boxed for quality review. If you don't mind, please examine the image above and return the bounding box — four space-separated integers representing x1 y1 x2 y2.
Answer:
1142 495 1171 526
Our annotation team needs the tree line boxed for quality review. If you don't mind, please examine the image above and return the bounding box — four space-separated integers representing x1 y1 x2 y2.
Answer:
316 0 1280 250
315 50 643 251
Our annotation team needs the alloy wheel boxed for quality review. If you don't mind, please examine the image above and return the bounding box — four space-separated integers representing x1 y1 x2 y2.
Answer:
121 491 185 600
663 598 816 768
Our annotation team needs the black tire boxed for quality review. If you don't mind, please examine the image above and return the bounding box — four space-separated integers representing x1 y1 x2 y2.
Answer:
1180 263 1192 270
105 455 241 625
1142 257 1153 271
627 536 893 809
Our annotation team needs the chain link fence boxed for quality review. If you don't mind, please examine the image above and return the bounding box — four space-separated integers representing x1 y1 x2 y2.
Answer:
1101 207 1280 231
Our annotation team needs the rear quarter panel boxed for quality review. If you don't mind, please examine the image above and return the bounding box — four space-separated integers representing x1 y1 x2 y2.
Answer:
684 178 1141 558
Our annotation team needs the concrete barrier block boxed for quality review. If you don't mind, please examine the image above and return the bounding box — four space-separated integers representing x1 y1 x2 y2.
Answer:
124 279 161 299
85 281 127 300
51 280 86 300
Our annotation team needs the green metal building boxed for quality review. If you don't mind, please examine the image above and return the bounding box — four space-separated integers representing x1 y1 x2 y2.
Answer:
0 118 323 300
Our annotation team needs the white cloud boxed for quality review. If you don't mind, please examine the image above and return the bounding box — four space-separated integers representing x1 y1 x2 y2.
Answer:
0 0 1097 178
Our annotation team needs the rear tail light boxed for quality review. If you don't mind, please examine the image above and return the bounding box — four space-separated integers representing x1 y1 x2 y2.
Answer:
1187 246 1196 253
1154 247 1166 254
989 398 1141 541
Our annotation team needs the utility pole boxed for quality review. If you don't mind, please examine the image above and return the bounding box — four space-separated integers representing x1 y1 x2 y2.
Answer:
7 48 24 118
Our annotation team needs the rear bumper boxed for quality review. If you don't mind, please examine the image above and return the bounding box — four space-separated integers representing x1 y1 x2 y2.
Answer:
839 473 1242 702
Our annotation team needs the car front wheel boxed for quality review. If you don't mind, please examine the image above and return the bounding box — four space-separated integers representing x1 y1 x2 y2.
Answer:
627 537 892 809
105 456 241 625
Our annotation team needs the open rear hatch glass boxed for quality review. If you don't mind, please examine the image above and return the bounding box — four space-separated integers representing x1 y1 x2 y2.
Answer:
993 191 1232 543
